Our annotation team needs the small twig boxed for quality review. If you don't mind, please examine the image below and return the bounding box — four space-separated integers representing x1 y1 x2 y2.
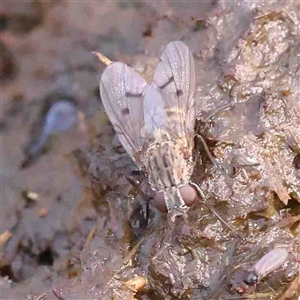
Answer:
106 238 145 286
52 288 65 300
34 293 47 300
119 237 144 271
0 230 12 247
124 276 148 293
92 51 112 66
227 291 276 299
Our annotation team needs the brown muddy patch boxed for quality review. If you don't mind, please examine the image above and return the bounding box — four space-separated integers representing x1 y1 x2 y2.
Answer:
1 1 299 299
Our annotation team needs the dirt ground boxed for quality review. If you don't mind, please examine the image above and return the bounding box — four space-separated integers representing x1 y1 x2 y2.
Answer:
1 1 299 299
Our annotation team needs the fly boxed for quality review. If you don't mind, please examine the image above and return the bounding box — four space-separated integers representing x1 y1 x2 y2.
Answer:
245 248 289 285
99 41 196 221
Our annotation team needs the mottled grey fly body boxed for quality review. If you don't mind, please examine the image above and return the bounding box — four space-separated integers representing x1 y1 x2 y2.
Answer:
100 41 197 220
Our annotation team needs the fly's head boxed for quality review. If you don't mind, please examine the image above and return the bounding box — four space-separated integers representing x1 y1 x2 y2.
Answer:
144 140 197 217
244 272 259 286
154 185 197 219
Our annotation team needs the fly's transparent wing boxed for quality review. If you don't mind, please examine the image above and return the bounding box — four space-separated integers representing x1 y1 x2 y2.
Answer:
100 62 147 165
142 85 168 138
150 41 196 149
254 248 288 279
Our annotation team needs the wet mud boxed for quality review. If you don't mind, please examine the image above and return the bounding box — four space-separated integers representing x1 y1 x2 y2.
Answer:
1 1 299 299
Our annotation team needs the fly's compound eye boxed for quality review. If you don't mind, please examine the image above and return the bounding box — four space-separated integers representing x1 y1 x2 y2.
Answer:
153 190 168 213
244 272 258 285
179 185 197 207
153 185 197 213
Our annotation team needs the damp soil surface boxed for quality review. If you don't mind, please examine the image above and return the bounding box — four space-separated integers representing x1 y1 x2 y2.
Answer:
1 1 299 300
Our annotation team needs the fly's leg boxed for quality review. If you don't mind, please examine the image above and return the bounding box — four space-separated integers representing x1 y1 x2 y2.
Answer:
190 182 242 239
195 134 233 178
195 102 234 174
200 102 234 122
126 175 149 201
195 134 219 169
127 169 151 196
126 175 150 226
129 169 144 176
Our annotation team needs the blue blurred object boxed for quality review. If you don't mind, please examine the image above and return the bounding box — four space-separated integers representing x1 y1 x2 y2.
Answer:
21 100 78 168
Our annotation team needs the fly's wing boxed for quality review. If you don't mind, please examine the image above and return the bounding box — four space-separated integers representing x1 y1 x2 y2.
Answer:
100 62 147 166
254 248 288 279
150 41 196 150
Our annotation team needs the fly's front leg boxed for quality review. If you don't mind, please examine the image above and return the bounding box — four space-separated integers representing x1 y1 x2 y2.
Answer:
126 175 150 202
190 181 241 239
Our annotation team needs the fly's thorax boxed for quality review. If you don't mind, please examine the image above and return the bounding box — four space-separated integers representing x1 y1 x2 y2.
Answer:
142 140 194 191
